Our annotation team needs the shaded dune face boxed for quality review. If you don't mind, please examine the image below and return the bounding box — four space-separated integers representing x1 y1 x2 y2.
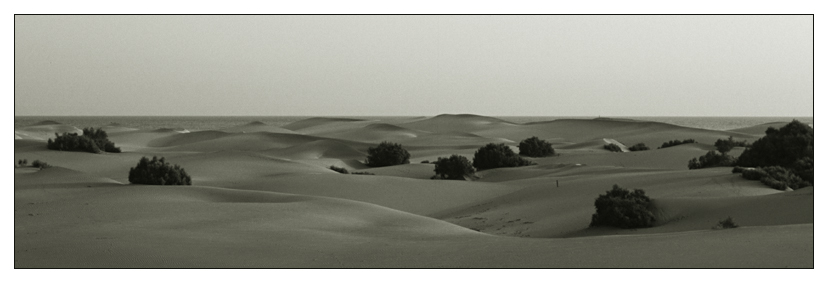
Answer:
14 115 812 268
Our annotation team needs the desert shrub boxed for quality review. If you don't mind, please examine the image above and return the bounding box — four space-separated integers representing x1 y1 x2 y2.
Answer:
434 155 476 180
31 160 51 169
329 165 349 174
740 167 767 180
351 171 375 175
714 136 749 154
472 143 534 171
421 160 430 164
759 166 810 190
688 150 737 170
603 143 622 152
47 128 121 153
590 184 655 229
128 156 191 186
627 143 649 151
739 166 810 191
713 216 739 229
792 157 813 184
659 139 696 149
365 141 411 167
736 120 813 182
518 136 556 157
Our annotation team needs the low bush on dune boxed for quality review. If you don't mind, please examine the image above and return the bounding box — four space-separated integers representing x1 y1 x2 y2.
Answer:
714 136 750 154
433 154 476 180
31 160 51 169
627 143 649 151
603 143 622 152
658 139 696 149
687 150 737 170
590 185 655 229
472 143 534 171
734 166 810 191
365 141 411 167
350 171 375 175
47 127 121 153
329 165 349 174
128 156 191 186
518 136 556 157
713 216 739 230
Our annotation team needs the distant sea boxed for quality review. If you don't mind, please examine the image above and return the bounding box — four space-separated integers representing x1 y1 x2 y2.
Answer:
14 116 814 132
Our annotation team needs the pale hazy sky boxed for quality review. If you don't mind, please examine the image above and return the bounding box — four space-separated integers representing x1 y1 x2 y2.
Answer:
14 15 813 116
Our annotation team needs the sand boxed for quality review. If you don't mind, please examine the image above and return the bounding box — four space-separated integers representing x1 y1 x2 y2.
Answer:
14 116 813 268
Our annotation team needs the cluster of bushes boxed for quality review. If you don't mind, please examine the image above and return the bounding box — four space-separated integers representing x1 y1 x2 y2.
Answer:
627 143 649 151
365 137 549 182
433 155 475 180
47 128 121 153
689 120 814 190
713 216 738 230
688 150 737 169
714 136 750 153
733 166 810 191
658 139 696 149
128 156 191 186
603 143 622 152
472 143 535 170
365 141 410 167
518 136 556 157
31 160 51 169
15 159 50 169
328 165 375 175
590 185 655 229
736 120 813 184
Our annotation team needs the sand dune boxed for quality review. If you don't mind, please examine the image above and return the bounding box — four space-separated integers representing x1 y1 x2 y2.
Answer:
218 121 298 134
14 121 82 140
14 114 813 268
400 113 518 133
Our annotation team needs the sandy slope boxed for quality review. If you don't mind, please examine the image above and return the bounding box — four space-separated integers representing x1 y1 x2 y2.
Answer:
14 116 812 268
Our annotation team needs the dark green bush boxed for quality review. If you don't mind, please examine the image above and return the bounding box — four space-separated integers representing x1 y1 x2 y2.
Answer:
603 143 622 152
518 136 556 157
713 216 738 229
739 166 810 191
47 128 121 153
736 120 813 183
421 160 430 164
688 150 737 169
792 157 813 184
31 160 51 169
659 139 696 149
627 143 649 151
472 143 534 171
740 167 767 180
434 155 476 180
350 171 375 175
714 136 749 154
365 141 411 167
329 165 349 174
590 184 655 229
759 166 810 190
128 156 191 186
